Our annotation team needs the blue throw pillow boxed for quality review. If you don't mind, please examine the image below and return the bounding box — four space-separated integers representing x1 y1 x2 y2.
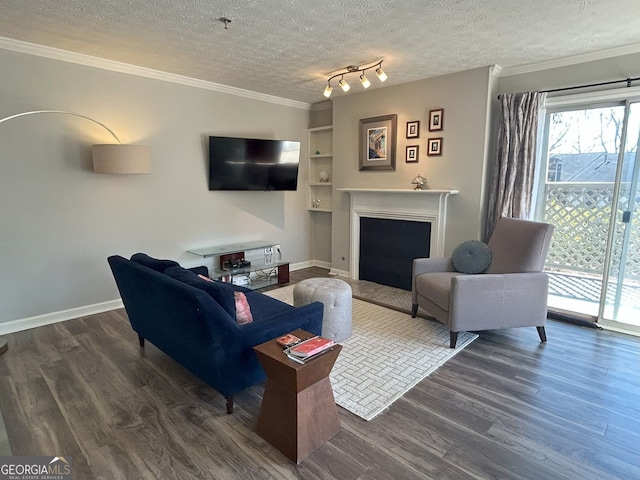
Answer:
451 240 492 274
164 266 236 317
131 253 180 273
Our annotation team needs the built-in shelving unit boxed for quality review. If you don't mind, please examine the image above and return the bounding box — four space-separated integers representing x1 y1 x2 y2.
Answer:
307 125 333 212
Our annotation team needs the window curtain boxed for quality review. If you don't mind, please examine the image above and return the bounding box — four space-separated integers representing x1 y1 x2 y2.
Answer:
485 91 546 240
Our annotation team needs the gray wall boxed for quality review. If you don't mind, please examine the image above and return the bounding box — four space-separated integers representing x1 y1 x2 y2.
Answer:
0 49 312 328
330 67 496 273
309 102 333 129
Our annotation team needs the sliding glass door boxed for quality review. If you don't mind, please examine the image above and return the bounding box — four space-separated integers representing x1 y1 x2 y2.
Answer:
536 91 640 332
601 101 640 328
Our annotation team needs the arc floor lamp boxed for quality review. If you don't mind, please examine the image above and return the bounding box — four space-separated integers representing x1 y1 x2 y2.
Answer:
0 110 151 174
0 110 151 351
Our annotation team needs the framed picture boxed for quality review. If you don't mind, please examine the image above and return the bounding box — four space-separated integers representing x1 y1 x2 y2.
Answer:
428 108 444 131
359 114 397 171
406 145 419 163
427 137 443 156
406 120 420 139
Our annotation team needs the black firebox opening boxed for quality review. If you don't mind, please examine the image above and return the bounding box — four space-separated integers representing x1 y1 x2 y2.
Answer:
359 217 431 291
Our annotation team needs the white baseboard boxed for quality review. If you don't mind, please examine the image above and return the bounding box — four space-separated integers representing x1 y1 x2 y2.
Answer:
330 268 351 278
0 299 123 335
290 260 333 271
290 260 314 271
311 260 332 270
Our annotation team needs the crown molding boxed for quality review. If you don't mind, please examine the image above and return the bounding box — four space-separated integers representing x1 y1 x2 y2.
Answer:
501 42 640 77
0 36 311 111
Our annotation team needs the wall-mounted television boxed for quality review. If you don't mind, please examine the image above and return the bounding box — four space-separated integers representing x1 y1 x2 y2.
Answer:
208 136 301 191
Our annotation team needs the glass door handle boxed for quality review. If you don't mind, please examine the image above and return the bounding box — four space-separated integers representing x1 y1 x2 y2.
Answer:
622 210 631 223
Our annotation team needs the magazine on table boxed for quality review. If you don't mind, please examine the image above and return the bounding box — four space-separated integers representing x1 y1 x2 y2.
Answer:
283 335 335 363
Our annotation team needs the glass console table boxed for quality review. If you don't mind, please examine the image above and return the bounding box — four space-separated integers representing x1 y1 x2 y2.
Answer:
188 241 289 289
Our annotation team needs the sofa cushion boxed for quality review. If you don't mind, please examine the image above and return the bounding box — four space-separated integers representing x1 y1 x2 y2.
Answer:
244 290 294 318
165 266 237 318
234 292 253 325
415 272 467 311
451 240 492 274
131 253 180 273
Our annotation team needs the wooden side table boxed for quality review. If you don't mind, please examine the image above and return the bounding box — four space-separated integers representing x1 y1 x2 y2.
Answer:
253 329 341 463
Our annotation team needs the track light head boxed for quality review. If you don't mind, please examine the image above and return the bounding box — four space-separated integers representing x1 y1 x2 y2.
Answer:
360 73 371 88
376 65 388 82
323 83 333 98
339 76 350 92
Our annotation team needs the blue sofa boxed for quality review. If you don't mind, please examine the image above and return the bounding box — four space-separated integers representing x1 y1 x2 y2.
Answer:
107 253 323 413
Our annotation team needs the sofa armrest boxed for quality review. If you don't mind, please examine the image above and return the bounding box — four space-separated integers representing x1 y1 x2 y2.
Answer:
413 257 454 276
412 257 454 303
449 272 549 332
239 302 324 347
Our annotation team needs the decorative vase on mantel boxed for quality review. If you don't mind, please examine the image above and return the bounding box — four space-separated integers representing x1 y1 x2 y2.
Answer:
411 174 428 190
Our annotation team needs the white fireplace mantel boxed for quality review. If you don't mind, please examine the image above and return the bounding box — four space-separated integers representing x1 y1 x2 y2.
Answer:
338 188 459 279
338 188 458 195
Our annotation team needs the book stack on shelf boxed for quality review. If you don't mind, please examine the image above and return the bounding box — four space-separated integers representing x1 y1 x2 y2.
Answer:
278 335 335 364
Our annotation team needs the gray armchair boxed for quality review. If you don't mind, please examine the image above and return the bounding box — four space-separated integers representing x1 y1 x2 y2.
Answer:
411 217 554 347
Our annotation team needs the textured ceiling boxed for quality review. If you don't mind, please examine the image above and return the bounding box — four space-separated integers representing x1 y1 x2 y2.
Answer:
0 0 639 104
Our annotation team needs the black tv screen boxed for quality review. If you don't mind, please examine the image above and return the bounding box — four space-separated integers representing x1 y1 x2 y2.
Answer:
208 136 301 191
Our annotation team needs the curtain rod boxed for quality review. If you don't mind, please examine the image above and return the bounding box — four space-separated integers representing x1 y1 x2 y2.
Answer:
497 76 640 99
542 76 639 94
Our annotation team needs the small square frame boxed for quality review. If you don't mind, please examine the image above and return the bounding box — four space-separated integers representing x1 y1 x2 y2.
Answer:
427 137 443 156
406 145 419 163
406 120 420 139
428 109 444 132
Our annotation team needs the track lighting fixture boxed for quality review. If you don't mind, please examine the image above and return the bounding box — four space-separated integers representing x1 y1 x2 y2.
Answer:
323 59 388 98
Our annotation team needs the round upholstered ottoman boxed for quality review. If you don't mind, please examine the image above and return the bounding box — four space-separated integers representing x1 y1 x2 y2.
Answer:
293 278 352 342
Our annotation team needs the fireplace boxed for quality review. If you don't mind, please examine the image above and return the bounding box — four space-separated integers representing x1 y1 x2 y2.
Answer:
338 188 458 286
359 217 431 290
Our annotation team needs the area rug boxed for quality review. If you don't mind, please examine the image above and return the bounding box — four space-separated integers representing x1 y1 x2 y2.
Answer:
339 276 433 320
264 285 478 421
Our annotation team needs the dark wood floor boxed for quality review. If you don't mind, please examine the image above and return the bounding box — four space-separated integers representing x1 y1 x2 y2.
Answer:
0 267 638 479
